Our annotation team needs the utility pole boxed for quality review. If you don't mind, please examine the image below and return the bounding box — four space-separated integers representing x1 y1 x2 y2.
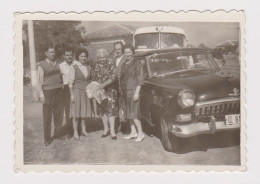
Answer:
27 20 38 101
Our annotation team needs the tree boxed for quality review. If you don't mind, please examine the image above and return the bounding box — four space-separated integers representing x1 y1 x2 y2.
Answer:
23 20 86 63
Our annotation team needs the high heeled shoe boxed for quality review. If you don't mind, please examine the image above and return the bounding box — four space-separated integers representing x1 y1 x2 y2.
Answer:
101 131 110 138
81 131 88 136
73 136 80 141
111 135 117 140
123 133 138 140
135 134 145 142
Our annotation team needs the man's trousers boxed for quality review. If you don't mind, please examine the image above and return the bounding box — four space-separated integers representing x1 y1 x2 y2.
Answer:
43 87 63 142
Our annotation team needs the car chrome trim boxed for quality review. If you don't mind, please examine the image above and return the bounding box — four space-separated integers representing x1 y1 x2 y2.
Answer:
194 97 240 117
169 120 240 138
175 114 192 122
195 97 240 107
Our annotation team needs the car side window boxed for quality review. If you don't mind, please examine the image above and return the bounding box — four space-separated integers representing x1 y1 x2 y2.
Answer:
195 54 215 69
179 51 217 70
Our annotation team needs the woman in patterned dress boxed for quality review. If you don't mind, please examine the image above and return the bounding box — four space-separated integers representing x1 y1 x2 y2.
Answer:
91 49 118 140
69 48 91 140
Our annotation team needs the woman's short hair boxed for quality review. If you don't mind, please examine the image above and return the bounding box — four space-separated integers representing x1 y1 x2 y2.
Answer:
75 48 88 61
123 43 135 55
96 48 109 58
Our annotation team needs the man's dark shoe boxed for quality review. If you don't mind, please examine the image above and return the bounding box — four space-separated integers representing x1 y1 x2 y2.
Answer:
44 141 51 146
65 135 73 139
56 136 66 140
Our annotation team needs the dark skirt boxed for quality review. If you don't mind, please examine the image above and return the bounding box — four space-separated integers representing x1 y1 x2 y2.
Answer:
70 88 92 118
121 89 140 120
97 88 118 117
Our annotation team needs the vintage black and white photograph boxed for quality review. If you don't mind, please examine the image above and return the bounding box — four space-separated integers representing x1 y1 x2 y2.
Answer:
14 11 245 171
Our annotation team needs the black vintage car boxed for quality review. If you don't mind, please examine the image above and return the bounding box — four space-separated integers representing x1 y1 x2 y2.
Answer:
136 48 240 153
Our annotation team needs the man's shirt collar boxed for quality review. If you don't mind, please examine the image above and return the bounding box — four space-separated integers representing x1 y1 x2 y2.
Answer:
62 60 74 66
46 58 56 65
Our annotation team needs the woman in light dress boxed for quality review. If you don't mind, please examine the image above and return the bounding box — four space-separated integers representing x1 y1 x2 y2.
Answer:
69 48 92 140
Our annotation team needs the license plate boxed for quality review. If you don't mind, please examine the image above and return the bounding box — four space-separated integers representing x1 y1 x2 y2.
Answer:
225 114 240 125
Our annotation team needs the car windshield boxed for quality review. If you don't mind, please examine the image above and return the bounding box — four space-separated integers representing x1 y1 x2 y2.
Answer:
147 51 219 77
161 33 185 48
134 33 159 50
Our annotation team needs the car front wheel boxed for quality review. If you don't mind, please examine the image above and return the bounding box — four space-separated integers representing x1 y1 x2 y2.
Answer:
160 115 183 153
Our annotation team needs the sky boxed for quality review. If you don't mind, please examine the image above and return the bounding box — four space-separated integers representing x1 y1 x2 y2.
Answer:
81 21 240 48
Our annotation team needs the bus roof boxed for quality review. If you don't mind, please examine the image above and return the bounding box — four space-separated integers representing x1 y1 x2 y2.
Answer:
134 26 186 36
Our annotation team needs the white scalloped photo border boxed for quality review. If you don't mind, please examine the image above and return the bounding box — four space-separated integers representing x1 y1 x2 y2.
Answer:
14 10 246 172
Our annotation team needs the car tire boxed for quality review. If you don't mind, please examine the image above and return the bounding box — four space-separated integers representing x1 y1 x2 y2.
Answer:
160 116 182 153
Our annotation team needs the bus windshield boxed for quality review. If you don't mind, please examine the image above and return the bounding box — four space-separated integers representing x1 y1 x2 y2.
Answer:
161 33 185 48
134 33 159 50
134 33 185 50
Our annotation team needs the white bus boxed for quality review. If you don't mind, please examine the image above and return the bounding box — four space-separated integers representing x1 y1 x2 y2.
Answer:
133 26 187 52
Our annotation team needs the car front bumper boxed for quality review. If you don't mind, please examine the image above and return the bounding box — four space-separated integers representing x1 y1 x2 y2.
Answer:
169 120 240 138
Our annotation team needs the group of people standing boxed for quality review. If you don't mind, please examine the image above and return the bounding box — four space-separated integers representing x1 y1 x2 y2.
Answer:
37 41 145 146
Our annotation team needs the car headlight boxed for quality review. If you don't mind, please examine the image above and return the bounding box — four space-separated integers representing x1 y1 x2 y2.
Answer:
178 90 195 108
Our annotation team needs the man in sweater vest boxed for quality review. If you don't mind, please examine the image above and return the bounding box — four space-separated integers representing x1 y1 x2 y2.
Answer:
37 46 64 146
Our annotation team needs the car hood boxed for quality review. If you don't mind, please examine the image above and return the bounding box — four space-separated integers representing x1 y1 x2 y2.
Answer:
146 70 240 102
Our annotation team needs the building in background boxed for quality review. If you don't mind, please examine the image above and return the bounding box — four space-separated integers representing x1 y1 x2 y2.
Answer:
84 24 137 63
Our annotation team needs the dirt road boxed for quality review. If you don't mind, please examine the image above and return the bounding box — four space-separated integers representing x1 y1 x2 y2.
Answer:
23 86 240 165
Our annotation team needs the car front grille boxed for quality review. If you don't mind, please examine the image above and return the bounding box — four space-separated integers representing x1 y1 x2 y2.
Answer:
194 97 240 119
